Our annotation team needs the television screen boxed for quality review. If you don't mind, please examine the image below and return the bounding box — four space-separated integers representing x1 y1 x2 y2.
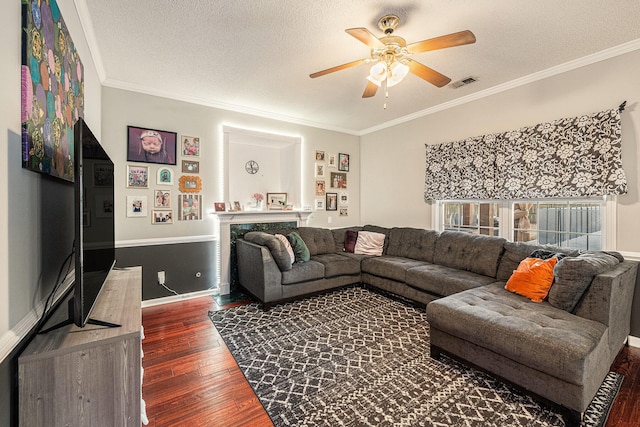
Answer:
73 118 116 327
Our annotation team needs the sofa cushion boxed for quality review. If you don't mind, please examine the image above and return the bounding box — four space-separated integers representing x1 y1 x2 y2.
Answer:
496 242 579 281
288 232 310 263
433 231 506 278
312 253 361 278
427 282 609 386
297 227 336 255
549 251 622 312
505 256 558 302
354 231 385 256
361 256 428 283
386 228 439 263
363 225 391 253
243 232 293 271
275 234 295 265
406 264 495 297
281 260 325 285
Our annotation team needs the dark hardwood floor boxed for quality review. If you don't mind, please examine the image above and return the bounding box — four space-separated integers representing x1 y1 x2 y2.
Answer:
142 296 640 427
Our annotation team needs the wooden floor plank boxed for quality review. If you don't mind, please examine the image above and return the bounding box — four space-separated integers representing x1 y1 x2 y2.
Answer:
141 295 639 427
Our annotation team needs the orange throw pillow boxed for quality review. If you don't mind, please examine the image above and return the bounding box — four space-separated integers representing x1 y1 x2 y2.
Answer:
505 257 558 302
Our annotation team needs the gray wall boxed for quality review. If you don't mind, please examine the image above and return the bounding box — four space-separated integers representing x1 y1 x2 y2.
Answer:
116 241 217 300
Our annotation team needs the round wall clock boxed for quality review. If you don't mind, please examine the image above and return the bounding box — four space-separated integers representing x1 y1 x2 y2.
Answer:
245 160 259 174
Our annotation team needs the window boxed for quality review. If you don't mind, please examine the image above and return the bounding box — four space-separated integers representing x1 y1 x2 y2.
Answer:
437 198 608 250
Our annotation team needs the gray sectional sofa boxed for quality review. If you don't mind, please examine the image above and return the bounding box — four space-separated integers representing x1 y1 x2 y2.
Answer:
235 225 637 424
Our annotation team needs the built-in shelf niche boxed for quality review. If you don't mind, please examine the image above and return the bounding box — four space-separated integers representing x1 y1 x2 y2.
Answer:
223 126 301 210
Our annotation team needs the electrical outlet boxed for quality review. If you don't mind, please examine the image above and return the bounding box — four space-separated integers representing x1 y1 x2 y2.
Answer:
327 216 333 224
157 271 165 285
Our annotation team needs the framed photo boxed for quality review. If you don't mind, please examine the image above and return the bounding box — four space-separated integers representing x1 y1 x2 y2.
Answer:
326 193 338 211
154 189 171 208
214 202 226 212
315 163 325 177
315 150 325 161
157 167 174 185
126 196 148 217
340 208 348 217
338 153 350 172
330 172 347 189
152 210 173 224
328 154 337 168
93 163 114 187
179 175 202 193
181 160 200 173
181 135 200 157
339 191 349 206
127 165 149 188
178 194 202 220
229 201 242 212
267 193 287 210
315 199 325 210
127 126 177 165
315 180 326 196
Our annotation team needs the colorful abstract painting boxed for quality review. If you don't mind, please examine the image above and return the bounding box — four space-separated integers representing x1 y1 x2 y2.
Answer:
21 0 84 182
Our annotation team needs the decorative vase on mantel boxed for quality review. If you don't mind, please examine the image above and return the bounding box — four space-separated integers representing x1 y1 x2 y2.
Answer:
251 193 264 211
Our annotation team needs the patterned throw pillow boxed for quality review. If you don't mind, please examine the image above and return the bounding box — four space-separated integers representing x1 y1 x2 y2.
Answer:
275 234 295 266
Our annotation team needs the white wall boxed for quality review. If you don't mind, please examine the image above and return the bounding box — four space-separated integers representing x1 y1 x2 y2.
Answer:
102 87 361 243
361 49 640 255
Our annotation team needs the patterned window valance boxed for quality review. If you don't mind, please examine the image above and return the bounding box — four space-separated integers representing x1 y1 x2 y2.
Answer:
424 108 628 200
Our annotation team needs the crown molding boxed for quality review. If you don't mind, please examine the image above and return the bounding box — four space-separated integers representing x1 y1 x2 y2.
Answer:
74 0 107 82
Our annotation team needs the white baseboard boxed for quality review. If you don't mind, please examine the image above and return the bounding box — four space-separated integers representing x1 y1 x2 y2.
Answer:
141 288 220 308
0 272 74 364
628 335 640 348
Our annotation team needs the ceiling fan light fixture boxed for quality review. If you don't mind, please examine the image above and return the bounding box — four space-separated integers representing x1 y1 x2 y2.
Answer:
386 61 409 87
368 62 387 84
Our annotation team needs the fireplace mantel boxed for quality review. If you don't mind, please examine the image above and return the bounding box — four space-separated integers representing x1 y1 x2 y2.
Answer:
214 210 312 294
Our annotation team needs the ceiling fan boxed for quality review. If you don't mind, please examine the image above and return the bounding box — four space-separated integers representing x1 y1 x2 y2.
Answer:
309 14 476 98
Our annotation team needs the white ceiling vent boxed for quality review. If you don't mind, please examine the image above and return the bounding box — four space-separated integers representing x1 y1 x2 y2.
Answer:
449 76 478 89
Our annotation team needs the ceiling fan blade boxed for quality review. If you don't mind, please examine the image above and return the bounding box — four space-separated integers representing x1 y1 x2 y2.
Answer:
406 30 476 54
362 81 378 98
345 28 386 49
309 58 368 78
406 59 451 87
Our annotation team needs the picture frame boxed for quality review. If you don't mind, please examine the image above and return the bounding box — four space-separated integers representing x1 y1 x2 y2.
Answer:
340 208 348 217
21 0 83 183
157 167 174 185
328 154 337 168
127 165 149 188
181 160 200 173
315 150 325 161
267 193 288 210
154 189 171 208
326 193 338 211
214 202 226 212
338 153 350 172
93 163 114 187
315 163 325 177
152 210 173 224
315 180 326 196
339 191 349 206
229 201 242 212
127 126 177 165
178 194 202 220
179 175 202 193
315 199 325 210
95 195 114 218
330 172 347 189
181 135 200 157
126 195 148 217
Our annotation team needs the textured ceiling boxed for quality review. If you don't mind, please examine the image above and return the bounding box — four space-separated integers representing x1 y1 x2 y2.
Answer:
79 1 640 134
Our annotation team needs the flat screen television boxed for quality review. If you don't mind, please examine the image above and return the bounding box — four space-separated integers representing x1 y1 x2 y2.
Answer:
40 118 118 333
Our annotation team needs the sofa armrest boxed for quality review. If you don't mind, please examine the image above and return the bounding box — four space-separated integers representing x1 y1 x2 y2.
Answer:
236 239 283 303
574 260 638 352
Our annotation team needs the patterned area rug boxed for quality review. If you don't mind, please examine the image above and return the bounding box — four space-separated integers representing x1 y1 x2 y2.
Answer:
208 287 622 427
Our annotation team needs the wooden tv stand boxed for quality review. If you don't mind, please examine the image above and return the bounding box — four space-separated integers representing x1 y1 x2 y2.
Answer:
19 266 142 427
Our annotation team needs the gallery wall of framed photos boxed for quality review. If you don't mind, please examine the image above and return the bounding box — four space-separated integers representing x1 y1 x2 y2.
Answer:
125 130 203 225
315 150 349 217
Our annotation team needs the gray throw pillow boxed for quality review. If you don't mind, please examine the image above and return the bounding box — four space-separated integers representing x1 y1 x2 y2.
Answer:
549 251 622 312
243 232 293 271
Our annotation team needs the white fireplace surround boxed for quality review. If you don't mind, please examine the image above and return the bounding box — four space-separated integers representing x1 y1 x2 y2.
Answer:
214 210 312 294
